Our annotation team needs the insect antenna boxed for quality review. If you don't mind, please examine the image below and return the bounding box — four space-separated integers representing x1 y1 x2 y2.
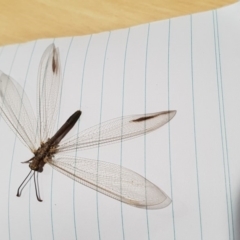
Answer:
16 170 34 197
34 172 42 202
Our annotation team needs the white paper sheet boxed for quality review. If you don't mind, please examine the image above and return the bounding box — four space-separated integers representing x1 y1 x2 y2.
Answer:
0 2 240 240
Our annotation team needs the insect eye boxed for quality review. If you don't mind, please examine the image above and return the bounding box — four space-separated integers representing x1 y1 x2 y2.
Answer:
29 162 38 171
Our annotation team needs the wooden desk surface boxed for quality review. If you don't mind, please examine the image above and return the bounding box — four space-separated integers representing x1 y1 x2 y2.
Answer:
0 0 236 46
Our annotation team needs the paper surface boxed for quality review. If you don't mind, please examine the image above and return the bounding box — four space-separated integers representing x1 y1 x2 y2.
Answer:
0 2 240 240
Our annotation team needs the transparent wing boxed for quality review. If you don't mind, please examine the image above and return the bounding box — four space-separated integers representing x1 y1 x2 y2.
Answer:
0 71 38 151
48 156 171 209
58 110 176 153
37 44 62 144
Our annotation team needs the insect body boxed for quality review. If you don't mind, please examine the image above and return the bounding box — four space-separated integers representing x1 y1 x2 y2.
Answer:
0 44 176 209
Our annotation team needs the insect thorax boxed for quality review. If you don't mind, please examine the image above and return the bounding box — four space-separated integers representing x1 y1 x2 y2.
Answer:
29 140 57 172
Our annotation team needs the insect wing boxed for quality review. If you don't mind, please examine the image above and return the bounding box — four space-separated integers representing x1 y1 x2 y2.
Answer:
48 156 171 209
37 44 62 144
0 71 38 152
58 110 176 153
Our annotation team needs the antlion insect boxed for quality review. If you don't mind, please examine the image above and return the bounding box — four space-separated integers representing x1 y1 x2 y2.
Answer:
0 44 176 209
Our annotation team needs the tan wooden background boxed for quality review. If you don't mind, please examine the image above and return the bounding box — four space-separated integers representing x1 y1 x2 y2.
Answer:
0 0 236 46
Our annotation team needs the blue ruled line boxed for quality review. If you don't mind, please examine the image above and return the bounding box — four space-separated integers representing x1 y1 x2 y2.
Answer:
7 44 20 240
144 23 151 240
96 31 111 240
190 15 203 240
167 19 176 240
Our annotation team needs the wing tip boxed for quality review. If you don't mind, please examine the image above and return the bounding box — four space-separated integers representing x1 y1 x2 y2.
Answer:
134 195 172 210
131 110 177 123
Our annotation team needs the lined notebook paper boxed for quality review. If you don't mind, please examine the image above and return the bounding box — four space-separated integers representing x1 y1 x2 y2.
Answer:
0 2 240 240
